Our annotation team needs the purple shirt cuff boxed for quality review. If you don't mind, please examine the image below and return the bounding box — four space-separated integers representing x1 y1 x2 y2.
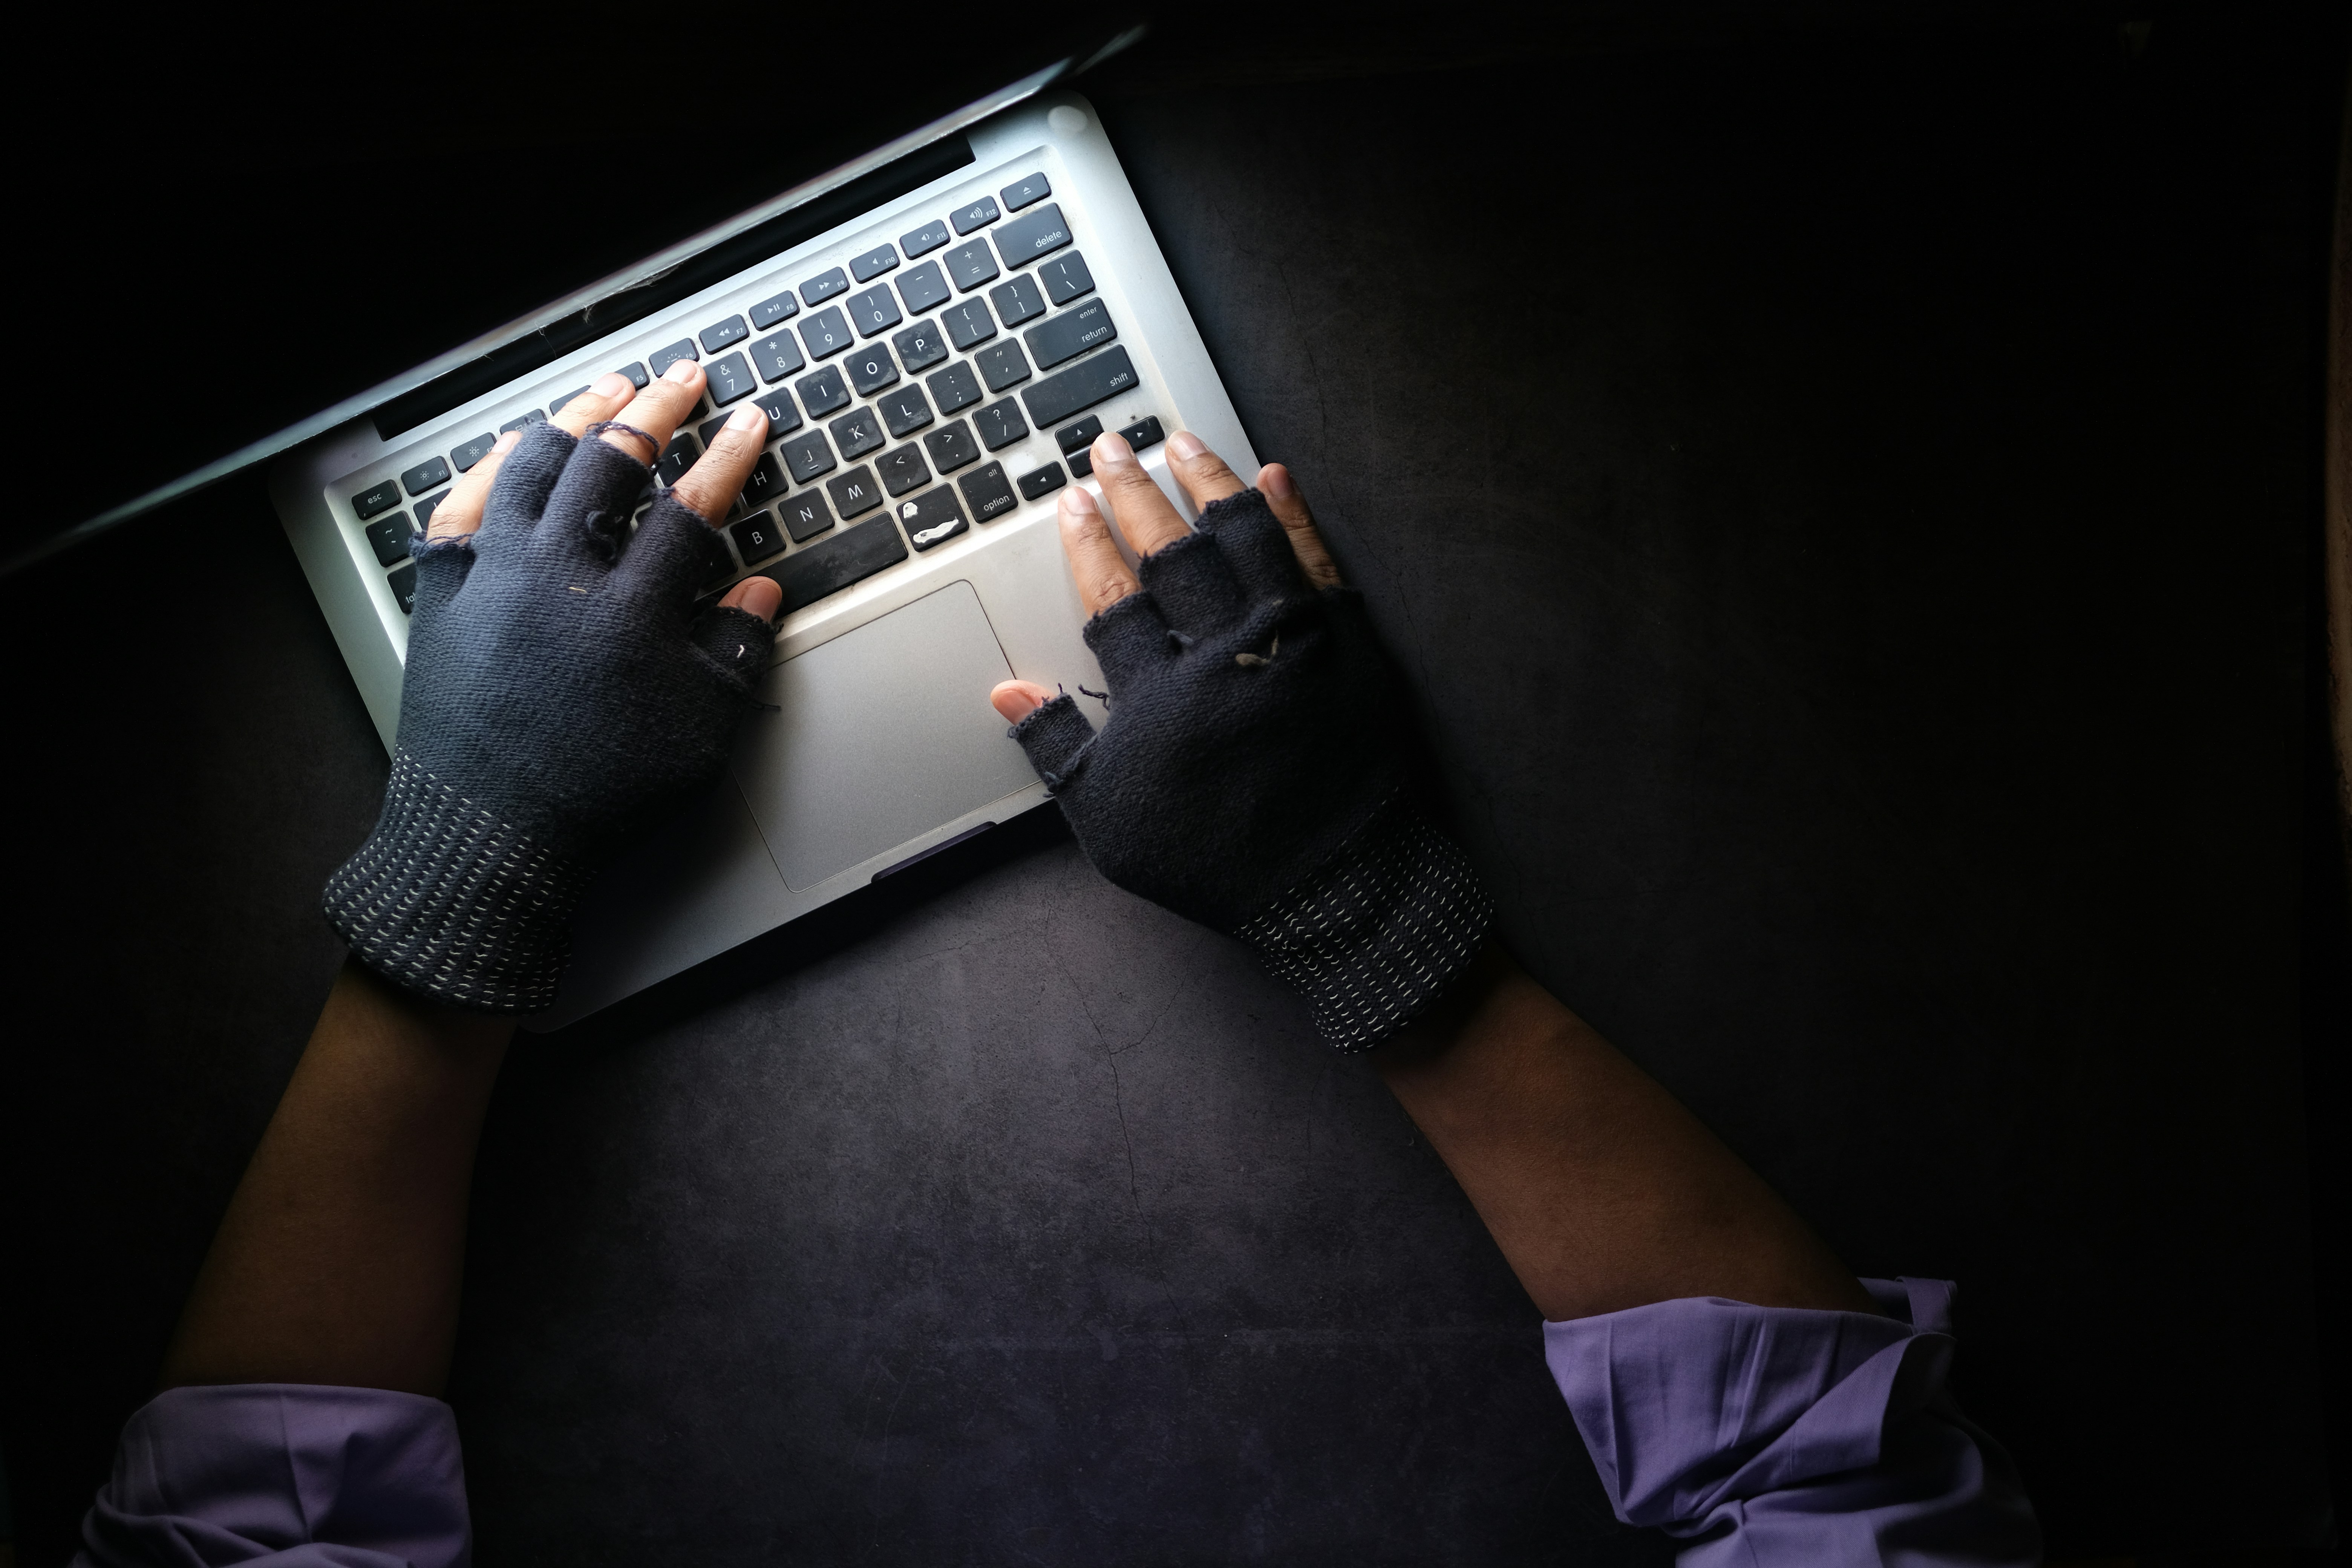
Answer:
1544 1277 2040 1566
74 1383 470 1568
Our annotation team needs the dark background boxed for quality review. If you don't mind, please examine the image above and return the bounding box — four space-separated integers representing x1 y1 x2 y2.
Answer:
4 4 2346 1563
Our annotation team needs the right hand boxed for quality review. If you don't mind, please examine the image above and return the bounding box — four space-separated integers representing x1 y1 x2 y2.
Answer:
986 428 1405 932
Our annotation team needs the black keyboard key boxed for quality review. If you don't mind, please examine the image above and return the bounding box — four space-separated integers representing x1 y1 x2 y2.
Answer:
923 419 980 472
730 511 785 564
1000 172 1050 211
779 488 834 542
400 455 451 496
1055 415 1104 453
845 344 899 397
1025 299 1116 370
1117 415 1166 452
750 331 805 382
1020 345 1139 427
799 306 854 359
926 361 982 415
1067 448 1093 478
1016 462 1067 501
617 361 652 389
894 260 951 315
753 388 802 434
656 433 700 485
780 431 837 483
700 314 749 354
989 274 1046 328
878 384 933 438
799 265 848 305
958 460 1018 523
388 561 418 614
847 283 902 338
649 338 698 377
993 203 1073 269
1038 251 1095 306
450 433 498 472
828 407 884 460
413 491 447 531
762 515 906 612
826 464 883 517
706 351 758 405
943 239 999 292
499 409 548 435
891 318 949 373
878 443 930 498
744 453 788 508
353 479 403 519
749 290 798 329
849 242 898 282
899 486 968 551
974 398 1028 451
943 298 996 351
902 217 951 256
973 340 1031 393
549 385 591 415
795 364 850 418
951 195 999 233
364 511 413 565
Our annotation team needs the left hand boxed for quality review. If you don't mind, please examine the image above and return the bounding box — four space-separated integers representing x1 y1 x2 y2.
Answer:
323 362 785 1013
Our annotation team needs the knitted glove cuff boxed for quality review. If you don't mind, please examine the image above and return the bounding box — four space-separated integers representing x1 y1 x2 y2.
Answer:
322 748 597 1014
1232 799 1496 1052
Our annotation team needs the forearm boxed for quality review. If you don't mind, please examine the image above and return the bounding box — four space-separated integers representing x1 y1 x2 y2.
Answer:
1372 947 1876 1321
160 960 513 1396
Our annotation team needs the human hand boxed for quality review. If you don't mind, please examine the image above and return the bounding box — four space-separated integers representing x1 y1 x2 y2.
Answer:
988 430 1493 1051
324 361 785 1013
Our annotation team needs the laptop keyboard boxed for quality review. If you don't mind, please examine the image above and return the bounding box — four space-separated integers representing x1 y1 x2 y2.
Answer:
350 171 1159 622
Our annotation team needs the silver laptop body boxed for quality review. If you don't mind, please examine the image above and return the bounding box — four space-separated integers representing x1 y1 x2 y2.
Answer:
270 90 1256 1028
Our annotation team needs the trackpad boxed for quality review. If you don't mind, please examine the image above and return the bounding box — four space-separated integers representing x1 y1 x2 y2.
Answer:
732 580 1041 891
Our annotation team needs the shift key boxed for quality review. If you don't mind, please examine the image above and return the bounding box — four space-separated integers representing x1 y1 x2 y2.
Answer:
1020 345 1139 428
758 516 909 614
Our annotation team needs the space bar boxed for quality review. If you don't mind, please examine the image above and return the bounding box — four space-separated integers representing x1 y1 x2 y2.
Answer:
760 516 908 613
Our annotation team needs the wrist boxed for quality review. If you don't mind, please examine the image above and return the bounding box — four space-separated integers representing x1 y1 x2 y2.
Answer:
324 747 598 1014
1233 802 1497 1052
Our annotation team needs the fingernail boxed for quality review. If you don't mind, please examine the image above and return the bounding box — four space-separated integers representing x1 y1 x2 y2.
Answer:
1091 431 1135 466
592 371 632 399
491 430 521 454
1060 484 1100 516
1167 430 1205 461
1261 464 1294 501
726 403 765 431
663 358 699 383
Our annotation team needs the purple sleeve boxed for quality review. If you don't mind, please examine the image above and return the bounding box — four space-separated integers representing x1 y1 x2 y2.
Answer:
1544 1277 2040 1566
73 1384 471 1568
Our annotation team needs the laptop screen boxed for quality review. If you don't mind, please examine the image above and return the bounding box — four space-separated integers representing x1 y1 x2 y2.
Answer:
15 22 1141 575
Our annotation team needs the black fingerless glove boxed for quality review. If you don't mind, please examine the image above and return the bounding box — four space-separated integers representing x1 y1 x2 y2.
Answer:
1010 489 1493 1050
324 424 775 1012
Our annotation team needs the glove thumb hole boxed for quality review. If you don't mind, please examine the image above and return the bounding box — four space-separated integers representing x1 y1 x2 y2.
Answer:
1009 692 1098 790
689 604 777 690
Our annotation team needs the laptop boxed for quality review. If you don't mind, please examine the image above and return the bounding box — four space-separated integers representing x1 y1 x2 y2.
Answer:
264 72 1256 1028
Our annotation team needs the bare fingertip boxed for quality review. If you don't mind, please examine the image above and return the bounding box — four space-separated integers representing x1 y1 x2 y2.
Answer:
1260 463 1295 501
989 680 1052 723
591 371 633 399
1167 430 1205 461
1060 484 1101 517
492 430 521 454
723 574 783 623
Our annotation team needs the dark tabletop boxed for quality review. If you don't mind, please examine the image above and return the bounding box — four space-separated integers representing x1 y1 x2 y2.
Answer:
3 11 2344 1565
